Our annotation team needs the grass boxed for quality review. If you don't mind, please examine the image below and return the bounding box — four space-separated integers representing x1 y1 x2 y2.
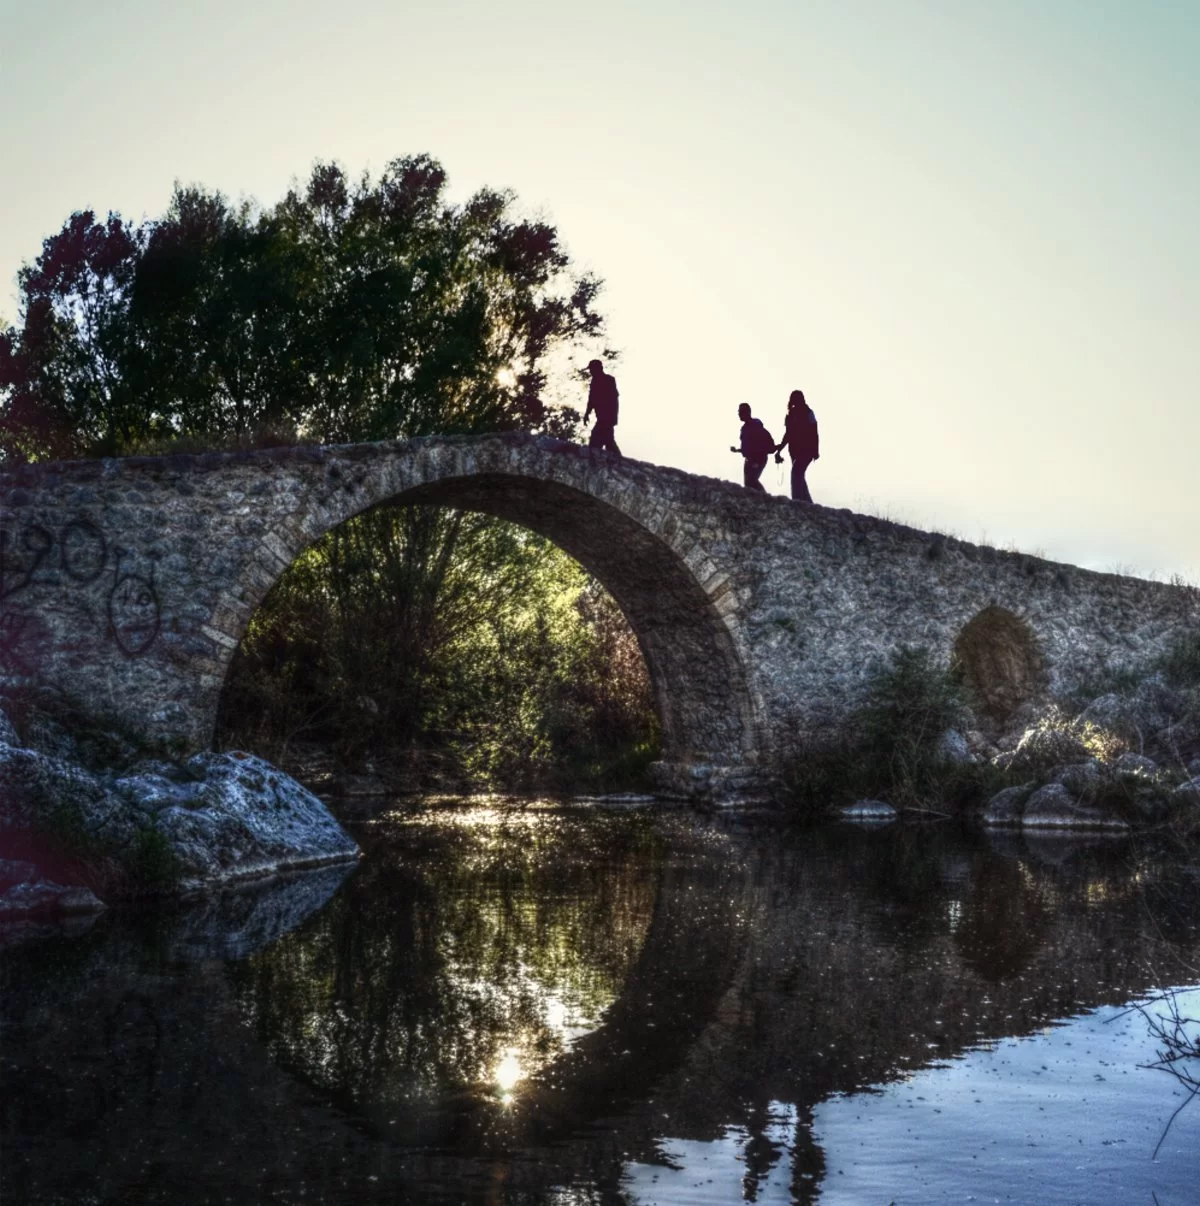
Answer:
126 420 303 458
1160 632 1200 689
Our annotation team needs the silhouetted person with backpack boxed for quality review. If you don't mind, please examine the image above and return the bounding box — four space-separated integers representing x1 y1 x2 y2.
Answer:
731 403 774 492
774 389 819 502
584 359 621 456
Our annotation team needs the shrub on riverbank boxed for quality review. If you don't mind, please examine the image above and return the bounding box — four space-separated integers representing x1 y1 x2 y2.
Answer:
780 646 1008 819
30 798 186 898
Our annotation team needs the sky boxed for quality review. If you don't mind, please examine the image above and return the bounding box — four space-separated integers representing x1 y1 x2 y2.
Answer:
2 0 1197 579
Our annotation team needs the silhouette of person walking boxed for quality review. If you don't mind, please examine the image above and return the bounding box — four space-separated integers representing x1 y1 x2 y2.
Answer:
775 389 819 502
584 359 621 456
731 403 774 492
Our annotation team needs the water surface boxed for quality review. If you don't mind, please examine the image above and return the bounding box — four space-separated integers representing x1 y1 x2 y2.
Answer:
4 800 1200 1204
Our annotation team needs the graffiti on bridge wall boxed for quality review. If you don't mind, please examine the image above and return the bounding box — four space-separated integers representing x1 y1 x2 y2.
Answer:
0 517 161 666
108 551 160 656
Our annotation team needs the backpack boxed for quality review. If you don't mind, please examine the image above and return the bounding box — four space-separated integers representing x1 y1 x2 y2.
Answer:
749 419 775 459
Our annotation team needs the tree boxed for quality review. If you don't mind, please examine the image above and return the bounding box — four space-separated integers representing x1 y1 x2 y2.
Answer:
1 157 655 783
0 211 144 459
1 155 604 455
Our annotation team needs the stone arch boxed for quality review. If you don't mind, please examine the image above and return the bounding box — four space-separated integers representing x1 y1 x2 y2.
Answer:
952 605 1045 727
210 440 762 773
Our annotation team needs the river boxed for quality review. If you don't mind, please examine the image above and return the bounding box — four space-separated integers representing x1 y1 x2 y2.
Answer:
3 799 1199 1204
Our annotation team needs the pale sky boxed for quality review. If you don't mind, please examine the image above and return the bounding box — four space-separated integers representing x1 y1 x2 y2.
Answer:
2 0 1197 579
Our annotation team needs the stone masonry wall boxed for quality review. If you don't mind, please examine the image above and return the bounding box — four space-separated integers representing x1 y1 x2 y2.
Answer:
0 434 1196 792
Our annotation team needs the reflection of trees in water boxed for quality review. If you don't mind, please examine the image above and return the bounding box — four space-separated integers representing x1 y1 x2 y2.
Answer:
952 853 1051 981
228 806 664 1130
222 816 1200 1197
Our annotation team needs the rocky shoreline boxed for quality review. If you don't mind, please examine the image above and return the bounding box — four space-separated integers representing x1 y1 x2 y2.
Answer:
0 704 359 924
840 666 1200 830
5 644 1200 929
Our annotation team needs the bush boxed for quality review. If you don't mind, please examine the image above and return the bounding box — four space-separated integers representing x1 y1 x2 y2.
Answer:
780 646 1005 818
859 645 965 751
126 826 185 892
21 795 182 900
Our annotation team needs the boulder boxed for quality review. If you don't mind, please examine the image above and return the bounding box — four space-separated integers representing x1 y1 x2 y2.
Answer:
1076 673 1183 744
0 745 128 838
839 800 896 823
1076 692 1124 731
1127 784 1174 824
1133 672 1185 728
980 783 1035 826
1022 782 1128 830
0 859 105 920
111 769 204 819
0 739 358 900
150 752 359 888
1051 760 1105 797
1008 722 1091 773
1175 777 1200 805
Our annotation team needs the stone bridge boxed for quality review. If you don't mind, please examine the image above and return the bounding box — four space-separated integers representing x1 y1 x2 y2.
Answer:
0 433 1195 796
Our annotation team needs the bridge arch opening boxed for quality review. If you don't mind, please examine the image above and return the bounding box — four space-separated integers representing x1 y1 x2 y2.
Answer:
215 460 759 782
952 605 1045 727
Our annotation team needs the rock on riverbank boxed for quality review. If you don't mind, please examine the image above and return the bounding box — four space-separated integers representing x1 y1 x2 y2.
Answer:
972 667 1200 831
0 714 359 920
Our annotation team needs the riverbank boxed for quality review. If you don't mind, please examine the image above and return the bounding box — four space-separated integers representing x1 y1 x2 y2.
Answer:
785 636 1200 833
0 699 358 923
273 739 660 806
5 628 1200 928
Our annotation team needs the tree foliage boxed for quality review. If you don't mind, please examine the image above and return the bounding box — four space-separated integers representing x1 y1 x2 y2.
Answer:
1 157 655 784
218 508 658 786
1 155 603 456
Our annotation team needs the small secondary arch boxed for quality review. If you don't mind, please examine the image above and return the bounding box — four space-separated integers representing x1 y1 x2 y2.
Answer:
952 605 1046 726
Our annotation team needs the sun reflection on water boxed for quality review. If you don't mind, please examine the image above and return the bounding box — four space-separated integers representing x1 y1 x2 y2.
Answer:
494 1047 523 1104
